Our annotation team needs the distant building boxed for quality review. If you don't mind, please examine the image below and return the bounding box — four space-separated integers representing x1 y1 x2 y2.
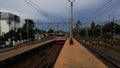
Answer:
0 12 20 36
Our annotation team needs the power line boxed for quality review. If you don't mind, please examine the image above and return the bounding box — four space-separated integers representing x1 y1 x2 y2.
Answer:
90 0 113 19
35 22 69 31
86 0 120 22
83 0 112 22
35 22 68 24
24 0 40 13
93 0 120 19
24 0 53 21
28 0 53 20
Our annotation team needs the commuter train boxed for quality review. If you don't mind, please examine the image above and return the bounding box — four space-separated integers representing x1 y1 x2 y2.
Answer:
55 32 66 45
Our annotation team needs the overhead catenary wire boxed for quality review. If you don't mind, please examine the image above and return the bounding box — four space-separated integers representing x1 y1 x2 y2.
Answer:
25 0 68 22
82 0 112 22
93 0 120 20
24 0 53 21
35 22 69 31
28 0 53 20
90 0 113 20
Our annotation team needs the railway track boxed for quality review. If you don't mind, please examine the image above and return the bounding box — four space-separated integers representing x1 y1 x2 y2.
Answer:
0 42 63 68
77 39 120 68
91 45 120 67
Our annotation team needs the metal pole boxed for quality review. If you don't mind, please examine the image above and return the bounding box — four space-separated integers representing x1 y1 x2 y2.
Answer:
27 20 29 41
57 23 59 31
86 27 88 38
68 0 75 38
71 2 73 38
0 12 2 35
86 20 89 38
113 16 115 41
41 23 43 38
100 25 102 38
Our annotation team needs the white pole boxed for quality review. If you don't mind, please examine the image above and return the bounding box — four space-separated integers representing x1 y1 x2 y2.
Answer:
68 0 75 38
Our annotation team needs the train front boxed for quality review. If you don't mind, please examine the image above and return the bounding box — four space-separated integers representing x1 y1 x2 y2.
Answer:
55 32 66 45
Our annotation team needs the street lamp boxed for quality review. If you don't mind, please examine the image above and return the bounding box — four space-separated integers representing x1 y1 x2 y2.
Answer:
68 0 75 38
68 0 75 45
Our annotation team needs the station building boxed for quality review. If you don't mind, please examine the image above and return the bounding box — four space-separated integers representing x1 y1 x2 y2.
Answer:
0 12 20 36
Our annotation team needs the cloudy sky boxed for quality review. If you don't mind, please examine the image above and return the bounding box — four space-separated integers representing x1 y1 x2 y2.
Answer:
0 0 120 25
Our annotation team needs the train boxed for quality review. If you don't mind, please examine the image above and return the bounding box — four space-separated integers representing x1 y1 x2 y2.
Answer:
55 32 66 45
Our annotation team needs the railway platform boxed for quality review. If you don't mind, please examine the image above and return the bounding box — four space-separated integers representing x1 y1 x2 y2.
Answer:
54 38 107 68
0 39 54 62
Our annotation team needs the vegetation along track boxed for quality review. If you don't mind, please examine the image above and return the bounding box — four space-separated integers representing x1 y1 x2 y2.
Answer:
0 41 63 68
77 39 120 68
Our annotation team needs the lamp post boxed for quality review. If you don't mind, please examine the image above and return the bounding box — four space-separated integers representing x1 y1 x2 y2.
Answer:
68 0 75 38
68 0 75 45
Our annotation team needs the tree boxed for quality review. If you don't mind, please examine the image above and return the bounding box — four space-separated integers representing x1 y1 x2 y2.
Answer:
34 28 46 37
23 19 35 29
90 21 95 37
14 15 20 32
74 20 81 36
103 22 115 34
47 29 54 37
22 19 35 40
91 21 95 30
14 15 20 22
48 29 54 33
115 24 120 34
75 20 81 31
103 22 120 35
4 19 36 43
17 28 24 40
4 30 15 39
